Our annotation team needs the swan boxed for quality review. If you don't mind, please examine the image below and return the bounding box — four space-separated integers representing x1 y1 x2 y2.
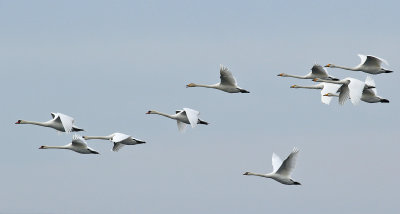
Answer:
325 54 393 74
290 82 342 104
39 135 99 154
83 133 146 152
243 148 301 185
15 112 84 133
323 76 389 103
313 77 366 105
146 108 208 132
186 65 250 93
278 64 339 80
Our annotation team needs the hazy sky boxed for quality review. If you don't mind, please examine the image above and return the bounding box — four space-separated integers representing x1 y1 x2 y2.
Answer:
1 0 399 213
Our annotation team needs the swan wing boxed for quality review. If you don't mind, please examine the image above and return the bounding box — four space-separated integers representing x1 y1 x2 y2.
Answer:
57 113 74 133
321 83 341 105
311 64 329 77
112 133 130 143
177 121 187 132
272 153 283 173
219 65 237 86
275 148 300 177
338 84 350 105
365 76 377 94
112 142 125 152
72 135 87 147
358 54 388 67
347 78 365 105
183 108 200 128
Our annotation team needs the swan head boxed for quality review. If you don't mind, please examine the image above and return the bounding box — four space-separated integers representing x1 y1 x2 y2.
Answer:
243 172 250 175
146 110 156 114
186 83 196 88
325 64 335 68
39 146 47 149
312 78 322 82
277 73 286 77
15 120 22 124
290 85 298 88
323 93 334 97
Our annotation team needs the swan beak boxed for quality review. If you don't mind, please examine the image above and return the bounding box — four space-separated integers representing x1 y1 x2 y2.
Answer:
39 146 45 149
290 85 296 88
277 73 283 76
325 64 331 67
145 111 151 114
243 172 249 175
15 120 21 124
323 93 329 96
312 78 318 82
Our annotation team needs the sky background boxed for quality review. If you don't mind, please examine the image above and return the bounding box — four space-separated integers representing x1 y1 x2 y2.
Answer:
1 0 399 213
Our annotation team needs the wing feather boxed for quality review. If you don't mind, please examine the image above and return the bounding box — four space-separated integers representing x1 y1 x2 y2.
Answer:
272 153 283 173
219 65 237 86
275 148 300 177
58 113 74 133
182 108 199 128
321 83 341 105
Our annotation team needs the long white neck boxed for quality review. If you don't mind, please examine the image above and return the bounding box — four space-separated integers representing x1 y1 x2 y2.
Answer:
331 65 358 71
152 111 175 119
245 172 271 178
284 74 307 79
42 145 69 149
19 120 49 127
316 79 348 84
84 135 113 140
293 85 322 89
191 83 219 89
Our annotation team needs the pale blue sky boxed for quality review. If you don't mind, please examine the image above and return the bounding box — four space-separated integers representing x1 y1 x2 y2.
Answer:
1 0 399 213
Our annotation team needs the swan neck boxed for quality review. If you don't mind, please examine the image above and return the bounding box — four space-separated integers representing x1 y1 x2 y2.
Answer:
84 135 113 140
333 65 358 71
192 83 218 88
285 74 307 79
153 111 174 119
246 172 269 178
42 145 68 149
294 85 321 89
20 120 49 127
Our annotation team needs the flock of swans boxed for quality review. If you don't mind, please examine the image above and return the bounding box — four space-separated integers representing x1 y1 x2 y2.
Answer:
279 54 392 105
15 56 393 185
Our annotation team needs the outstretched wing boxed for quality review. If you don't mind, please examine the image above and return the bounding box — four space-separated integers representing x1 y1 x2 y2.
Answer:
311 64 329 78
321 83 341 105
219 65 237 86
272 153 283 173
72 135 87 147
112 142 125 152
275 148 300 177
58 113 74 133
112 133 131 143
338 84 350 105
365 76 377 95
182 108 200 128
347 78 365 105
358 54 388 67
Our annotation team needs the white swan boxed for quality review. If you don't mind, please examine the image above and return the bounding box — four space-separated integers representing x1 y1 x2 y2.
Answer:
324 76 389 103
83 133 145 152
186 65 249 93
278 64 339 80
39 135 99 154
290 82 341 104
146 108 208 132
313 77 366 105
325 54 393 74
15 112 84 133
243 148 301 185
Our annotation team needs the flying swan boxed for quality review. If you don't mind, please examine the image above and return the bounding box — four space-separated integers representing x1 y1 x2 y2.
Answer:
243 147 301 185
83 132 145 152
15 112 84 133
186 65 250 93
278 64 338 80
39 135 99 154
325 54 393 74
146 108 208 132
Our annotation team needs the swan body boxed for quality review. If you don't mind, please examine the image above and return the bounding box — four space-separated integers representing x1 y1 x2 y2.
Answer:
243 148 301 185
146 108 208 132
83 133 145 152
290 82 341 104
39 135 99 154
325 54 393 74
324 76 389 103
313 77 366 105
186 65 249 93
15 112 84 133
278 64 339 80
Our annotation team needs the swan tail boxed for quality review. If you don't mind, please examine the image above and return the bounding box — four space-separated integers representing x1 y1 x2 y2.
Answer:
197 119 209 125
239 88 250 93
72 127 85 132
380 99 390 103
383 69 393 73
